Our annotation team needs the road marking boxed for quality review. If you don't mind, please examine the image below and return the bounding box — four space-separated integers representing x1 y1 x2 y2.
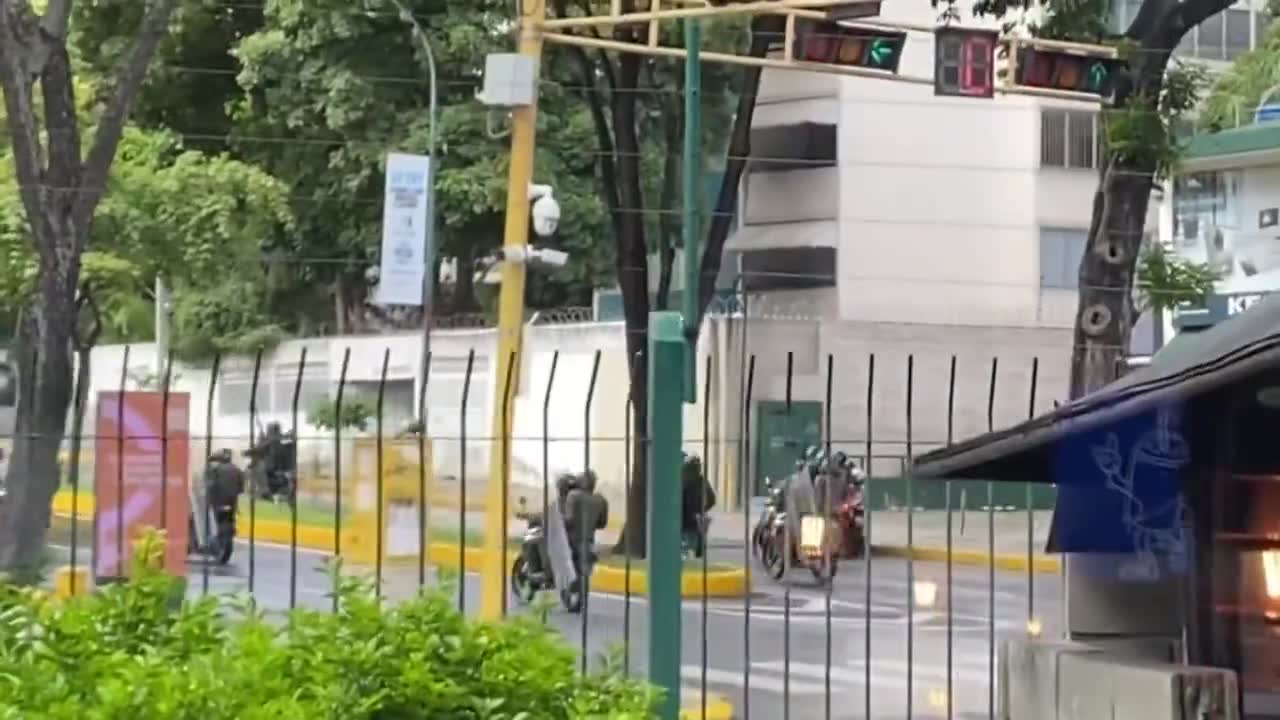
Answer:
681 666 828 695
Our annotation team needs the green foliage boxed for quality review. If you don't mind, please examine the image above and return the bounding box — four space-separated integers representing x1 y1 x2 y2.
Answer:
1201 19 1280 131
1135 242 1221 312
308 394 378 432
1105 62 1207 180
0 532 658 719
170 280 286 361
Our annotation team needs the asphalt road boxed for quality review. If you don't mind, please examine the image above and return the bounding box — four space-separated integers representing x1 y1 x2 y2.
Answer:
48 528 1061 720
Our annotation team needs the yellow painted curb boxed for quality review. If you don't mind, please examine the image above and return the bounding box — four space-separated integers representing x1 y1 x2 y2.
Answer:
593 562 750 599
680 692 735 720
872 544 1061 574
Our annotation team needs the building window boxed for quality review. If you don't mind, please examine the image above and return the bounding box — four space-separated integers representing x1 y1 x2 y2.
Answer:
1199 11 1226 60
1226 8 1252 59
1039 227 1089 290
1173 171 1242 245
1041 110 1099 170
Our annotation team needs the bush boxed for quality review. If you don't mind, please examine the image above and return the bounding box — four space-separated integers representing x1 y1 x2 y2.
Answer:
0 530 658 719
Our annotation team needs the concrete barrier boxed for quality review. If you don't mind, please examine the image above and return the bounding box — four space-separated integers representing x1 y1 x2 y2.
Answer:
1001 636 1240 720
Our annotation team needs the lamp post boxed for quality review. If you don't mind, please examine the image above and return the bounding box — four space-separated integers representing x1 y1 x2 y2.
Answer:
381 0 440 422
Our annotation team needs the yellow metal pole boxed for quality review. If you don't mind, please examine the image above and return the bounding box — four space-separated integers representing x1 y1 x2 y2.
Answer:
481 0 545 622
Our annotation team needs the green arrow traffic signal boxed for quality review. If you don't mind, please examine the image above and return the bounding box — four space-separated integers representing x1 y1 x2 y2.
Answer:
1087 61 1109 91
868 38 896 68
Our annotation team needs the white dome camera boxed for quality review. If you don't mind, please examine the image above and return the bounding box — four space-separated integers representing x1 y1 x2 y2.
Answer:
531 193 560 238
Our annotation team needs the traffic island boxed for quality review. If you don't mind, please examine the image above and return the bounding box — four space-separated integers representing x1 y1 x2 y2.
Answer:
592 556 750 598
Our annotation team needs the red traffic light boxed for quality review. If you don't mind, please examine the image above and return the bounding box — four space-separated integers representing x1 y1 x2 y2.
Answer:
1015 47 1124 98
792 21 905 73
934 27 997 99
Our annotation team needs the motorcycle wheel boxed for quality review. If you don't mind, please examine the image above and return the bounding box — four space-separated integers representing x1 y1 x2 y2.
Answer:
510 557 538 605
844 524 866 559
810 557 837 582
762 533 787 580
560 580 583 614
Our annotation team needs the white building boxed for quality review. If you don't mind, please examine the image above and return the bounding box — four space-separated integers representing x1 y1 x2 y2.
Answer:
698 1 1276 486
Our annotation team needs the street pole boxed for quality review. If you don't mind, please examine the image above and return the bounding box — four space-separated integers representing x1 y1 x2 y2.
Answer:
681 18 702 403
480 0 545 621
383 0 440 422
154 274 170 379
648 310 685 720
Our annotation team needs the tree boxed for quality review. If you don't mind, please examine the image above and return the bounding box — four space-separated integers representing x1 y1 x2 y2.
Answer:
955 0 1232 399
228 0 611 335
1 127 296 356
546 7 778 555
1200 20 1280 130
0 0 180 576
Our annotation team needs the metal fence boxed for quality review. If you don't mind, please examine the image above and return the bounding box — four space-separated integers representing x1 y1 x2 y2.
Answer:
14 340 1065 720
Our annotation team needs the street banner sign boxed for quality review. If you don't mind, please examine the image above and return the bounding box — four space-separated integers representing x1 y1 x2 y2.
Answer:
94 391 191 580
375 152 432 307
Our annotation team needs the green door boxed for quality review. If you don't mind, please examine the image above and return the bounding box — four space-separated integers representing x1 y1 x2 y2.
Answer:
753 401 822 497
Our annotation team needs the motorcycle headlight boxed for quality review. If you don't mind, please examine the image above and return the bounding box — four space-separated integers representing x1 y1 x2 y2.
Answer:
799 515 826 552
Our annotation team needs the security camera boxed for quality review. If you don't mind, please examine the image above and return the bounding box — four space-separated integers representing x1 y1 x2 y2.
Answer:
531 193 560 238
530 247 569 269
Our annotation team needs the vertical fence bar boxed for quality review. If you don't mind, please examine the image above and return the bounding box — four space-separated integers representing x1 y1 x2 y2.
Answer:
500 350 518 619
701 352 713 720
458 349 475 612
418 351 431 588
68 343 88 596
333 348 351 612
1026 357 1039 626
160 351 173 551
114 346 129 582
580 349 601 672
202 355 221 596
986 356 998 720
864 353 875 720
247 348 264 596
623 383 633 678
374 348 390 599
782 350 794 720
542 351 559 551
740 354 756 720
946 355 957 720
822 352 834 720
289 348 307 608
905 354 915 720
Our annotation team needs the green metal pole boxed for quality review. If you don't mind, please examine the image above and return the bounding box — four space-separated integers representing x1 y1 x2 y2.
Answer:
681 18 702 404
648 310 685 720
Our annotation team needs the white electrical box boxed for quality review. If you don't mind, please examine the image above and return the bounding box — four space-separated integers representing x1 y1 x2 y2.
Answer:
480 53 537 108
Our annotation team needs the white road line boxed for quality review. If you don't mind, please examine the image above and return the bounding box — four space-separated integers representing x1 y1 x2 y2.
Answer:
681 666 828 695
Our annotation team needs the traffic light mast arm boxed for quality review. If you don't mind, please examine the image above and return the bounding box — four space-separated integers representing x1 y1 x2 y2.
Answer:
541 28 936 82
540 0 872 29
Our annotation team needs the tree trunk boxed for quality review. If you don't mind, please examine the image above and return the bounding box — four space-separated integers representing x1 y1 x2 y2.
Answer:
1069 0 1230 399
0 247 80 577
0 0 180 576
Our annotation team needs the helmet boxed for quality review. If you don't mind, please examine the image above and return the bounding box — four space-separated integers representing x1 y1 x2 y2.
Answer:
266 421 282 435
579 469 598 493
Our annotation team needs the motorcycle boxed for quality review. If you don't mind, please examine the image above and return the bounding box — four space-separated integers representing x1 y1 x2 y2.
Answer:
244 430 298 507
187 458 239 565
755 461 842 583
509 496 593 613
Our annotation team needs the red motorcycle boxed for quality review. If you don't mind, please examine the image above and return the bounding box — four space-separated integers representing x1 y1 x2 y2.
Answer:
836 481 866 559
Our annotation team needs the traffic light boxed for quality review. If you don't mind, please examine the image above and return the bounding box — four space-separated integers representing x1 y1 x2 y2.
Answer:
792 20 906 73
1014 46 1124 98
934 27 997 98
